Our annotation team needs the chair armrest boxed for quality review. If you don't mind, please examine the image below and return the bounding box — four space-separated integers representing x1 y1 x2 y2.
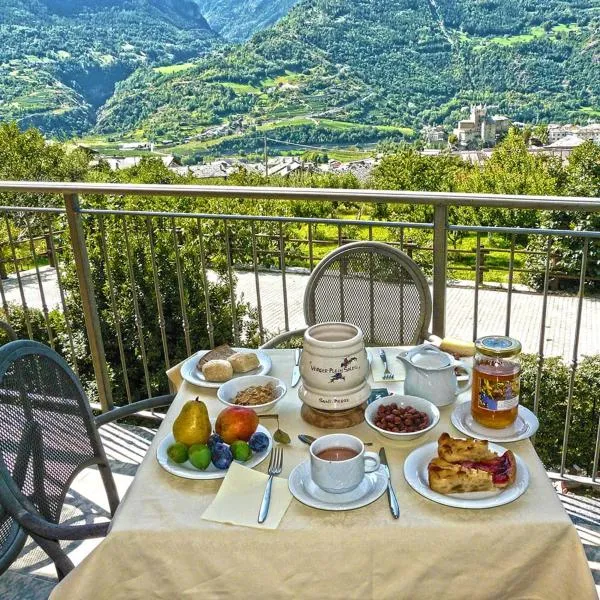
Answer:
17 509 110 540
94 394 175 428
260 328 307 349
0 470 109 541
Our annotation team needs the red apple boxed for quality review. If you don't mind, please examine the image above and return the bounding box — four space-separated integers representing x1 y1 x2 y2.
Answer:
215 406 259 444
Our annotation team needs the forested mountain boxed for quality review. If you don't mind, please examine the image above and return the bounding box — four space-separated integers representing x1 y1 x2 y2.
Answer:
197 0 298 41
2 0 599 145
0 0 216 135
96 0 600 148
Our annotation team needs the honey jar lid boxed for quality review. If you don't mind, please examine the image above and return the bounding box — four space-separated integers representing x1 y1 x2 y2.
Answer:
475 335 521 358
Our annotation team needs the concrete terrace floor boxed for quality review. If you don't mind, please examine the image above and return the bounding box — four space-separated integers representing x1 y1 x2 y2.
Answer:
1 421 600 599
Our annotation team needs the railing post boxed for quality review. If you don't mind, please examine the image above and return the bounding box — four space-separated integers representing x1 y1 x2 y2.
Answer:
432 203 447 337
64 193 113 412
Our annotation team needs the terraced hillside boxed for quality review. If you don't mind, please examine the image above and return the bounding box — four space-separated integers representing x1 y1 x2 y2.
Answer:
0 0 217 135
94 0 600 152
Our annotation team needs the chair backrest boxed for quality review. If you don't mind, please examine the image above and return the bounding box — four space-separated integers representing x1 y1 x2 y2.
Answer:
0 341 118 530
304 241 432 346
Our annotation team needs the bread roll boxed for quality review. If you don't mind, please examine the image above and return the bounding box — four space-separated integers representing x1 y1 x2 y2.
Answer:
228 352 260 373
202 359 233 382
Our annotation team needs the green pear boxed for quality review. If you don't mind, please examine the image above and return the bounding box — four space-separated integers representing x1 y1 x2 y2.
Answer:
172 398 211 447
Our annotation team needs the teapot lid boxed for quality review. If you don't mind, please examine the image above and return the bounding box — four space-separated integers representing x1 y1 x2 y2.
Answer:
406 345 452 370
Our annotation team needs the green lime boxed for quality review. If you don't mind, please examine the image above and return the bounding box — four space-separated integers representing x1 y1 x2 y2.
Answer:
189 444 207 455
189 444 212 470
167 442 188 464
230 440 253 462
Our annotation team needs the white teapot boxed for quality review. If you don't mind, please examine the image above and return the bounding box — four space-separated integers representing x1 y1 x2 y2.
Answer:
398 344 472 407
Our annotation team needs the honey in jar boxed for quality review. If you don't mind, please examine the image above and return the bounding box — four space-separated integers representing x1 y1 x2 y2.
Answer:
471 336 521 429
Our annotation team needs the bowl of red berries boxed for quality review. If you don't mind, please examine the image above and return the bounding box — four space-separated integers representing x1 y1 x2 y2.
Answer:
365 395 440 441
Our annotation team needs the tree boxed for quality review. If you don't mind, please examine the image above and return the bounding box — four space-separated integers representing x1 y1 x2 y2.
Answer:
456 129 559 228
525 140 600 292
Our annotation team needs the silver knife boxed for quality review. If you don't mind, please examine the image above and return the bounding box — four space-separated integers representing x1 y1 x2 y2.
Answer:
291 348 301 387
379 447 400 519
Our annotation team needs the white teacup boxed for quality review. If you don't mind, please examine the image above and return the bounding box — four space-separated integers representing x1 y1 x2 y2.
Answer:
309 433 381 494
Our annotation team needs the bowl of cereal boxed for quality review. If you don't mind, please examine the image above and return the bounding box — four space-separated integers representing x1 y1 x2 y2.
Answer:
217 375 287 414
364 395 440 441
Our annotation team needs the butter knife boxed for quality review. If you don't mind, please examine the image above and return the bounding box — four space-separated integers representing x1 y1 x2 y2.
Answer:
291 348 301 387
379 447 400 519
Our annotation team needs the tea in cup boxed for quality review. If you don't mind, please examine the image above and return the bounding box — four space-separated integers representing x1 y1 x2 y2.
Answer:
310 433 380 494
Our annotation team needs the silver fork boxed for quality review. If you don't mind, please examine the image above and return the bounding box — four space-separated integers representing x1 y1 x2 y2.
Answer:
379 349 394 380
258 446 283 523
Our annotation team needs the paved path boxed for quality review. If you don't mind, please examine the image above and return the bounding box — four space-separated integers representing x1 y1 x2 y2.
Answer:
3 266 599 360
235 270 600 359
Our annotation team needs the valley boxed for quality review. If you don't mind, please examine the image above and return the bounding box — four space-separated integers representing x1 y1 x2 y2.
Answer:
0 0 599 154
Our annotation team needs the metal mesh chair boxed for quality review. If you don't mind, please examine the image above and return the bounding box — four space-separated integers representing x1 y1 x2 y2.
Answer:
0 322 25 576
0 340 175 579
261 241 432 348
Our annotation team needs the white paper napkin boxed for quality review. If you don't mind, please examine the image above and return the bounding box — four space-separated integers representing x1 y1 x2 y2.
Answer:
370 350 405 382
202 462 292 530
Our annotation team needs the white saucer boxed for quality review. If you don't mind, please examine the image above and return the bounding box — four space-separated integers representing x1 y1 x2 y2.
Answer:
451 402 539 443
288 459 388 511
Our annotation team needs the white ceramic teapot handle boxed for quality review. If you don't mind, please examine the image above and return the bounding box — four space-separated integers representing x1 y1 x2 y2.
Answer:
453 360 473 396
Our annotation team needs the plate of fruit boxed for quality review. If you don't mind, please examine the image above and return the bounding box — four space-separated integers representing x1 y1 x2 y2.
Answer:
157 399 273 480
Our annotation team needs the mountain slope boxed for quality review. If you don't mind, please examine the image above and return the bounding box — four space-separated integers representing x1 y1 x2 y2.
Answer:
0 0 217 135
197 0 298 41
98 0 600 148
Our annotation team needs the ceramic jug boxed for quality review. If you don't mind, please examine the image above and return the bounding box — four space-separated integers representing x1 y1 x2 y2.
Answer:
298 322 371 411
398 344 472 407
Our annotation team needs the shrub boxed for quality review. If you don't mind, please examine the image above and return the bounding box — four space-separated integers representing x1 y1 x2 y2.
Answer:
521 353 600 476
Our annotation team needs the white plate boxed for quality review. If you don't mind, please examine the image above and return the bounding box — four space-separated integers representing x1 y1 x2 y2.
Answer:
403 441 529 509
451 402 539 443
288 459 388 511
156 423 273 480
180 349 272 389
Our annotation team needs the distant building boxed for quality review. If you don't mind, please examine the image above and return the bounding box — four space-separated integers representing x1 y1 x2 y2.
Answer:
119 142 151 151
423 125 447 145
453 105 511 147
548 124 600 144
101 154 178 170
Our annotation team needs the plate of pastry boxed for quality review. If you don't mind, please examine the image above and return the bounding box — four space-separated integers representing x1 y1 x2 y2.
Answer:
403 432 529 509
180 344 272 389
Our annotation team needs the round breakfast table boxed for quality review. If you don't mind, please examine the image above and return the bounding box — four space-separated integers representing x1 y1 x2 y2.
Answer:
50 349 596 599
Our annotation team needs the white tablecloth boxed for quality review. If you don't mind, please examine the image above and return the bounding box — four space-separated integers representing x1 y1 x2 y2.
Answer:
51 350 596 599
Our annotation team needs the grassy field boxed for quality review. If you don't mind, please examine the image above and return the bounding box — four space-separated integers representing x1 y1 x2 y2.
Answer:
282 206 526 284
219 82 262 94
470 22 580 49
154 62 195 75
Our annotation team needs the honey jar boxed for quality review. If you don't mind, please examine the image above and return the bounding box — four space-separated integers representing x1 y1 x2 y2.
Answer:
471 336 521 429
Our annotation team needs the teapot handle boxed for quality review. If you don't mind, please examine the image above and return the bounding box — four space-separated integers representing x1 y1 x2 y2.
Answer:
453 361 473 396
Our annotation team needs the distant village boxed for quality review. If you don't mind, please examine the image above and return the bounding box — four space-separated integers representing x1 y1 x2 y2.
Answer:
84 105 600 182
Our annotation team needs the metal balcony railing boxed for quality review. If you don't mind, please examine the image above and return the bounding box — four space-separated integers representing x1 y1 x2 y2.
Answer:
0 181 599 486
